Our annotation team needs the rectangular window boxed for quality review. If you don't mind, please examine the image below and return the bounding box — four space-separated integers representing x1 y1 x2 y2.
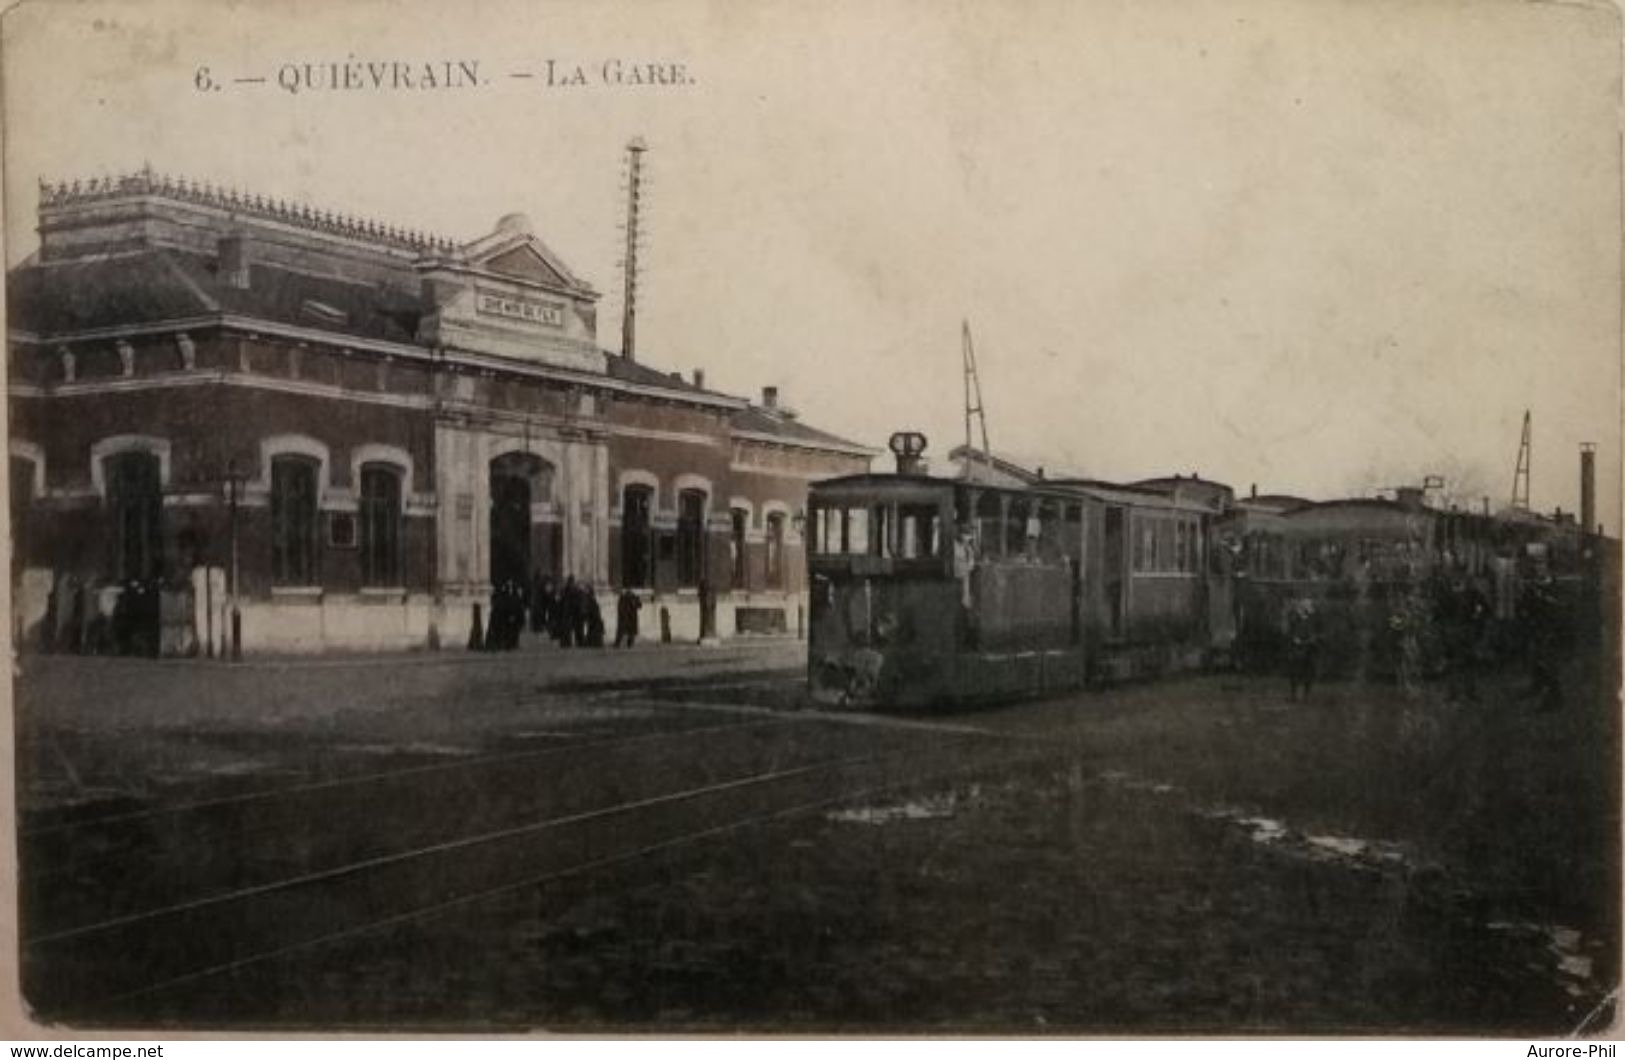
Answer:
846 507 869 555
898 504 939 559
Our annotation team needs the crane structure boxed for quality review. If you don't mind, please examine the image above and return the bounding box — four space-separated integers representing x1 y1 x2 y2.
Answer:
1510 409 1532 512
961 320 991 480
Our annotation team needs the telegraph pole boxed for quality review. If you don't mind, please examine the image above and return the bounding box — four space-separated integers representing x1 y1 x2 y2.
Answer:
226 459 243 662
620 137 647 362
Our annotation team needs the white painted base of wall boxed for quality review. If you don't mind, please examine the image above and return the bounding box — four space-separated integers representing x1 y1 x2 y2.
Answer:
12 567 52 648
240 593 442 654
12 566 808 656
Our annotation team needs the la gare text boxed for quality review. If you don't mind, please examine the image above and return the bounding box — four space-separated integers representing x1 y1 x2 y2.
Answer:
193 58 695 95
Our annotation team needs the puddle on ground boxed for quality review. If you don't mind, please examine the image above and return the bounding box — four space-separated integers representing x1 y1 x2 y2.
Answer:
1095 765 1611 1012
339 741 478 758
827 787 979 826
1239 816 1288 843
1095 771 1182 797
1486 921 1600 997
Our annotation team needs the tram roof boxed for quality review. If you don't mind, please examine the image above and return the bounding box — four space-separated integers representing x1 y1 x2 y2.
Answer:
809 472 1217 512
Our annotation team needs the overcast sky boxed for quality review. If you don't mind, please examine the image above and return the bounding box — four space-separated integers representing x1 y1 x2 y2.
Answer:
4 0 1619 526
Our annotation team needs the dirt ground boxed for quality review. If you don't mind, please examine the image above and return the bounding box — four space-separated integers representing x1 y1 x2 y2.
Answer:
13 638 1620 1036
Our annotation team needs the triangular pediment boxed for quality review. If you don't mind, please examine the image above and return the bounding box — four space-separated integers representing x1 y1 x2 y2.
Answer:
481 243 569 288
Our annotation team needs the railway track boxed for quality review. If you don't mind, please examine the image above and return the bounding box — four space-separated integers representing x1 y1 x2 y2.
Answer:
24 710 848 936
23 703 1033 1021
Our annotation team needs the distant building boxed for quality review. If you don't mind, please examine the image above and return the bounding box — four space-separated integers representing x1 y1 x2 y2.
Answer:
945 445 1054 488
7 170 871 654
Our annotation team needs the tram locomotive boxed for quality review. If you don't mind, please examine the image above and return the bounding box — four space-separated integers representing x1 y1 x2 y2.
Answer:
806 448 1232 708
806 430 1609 709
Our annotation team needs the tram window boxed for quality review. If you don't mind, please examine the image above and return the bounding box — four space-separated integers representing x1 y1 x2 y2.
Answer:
870 505 892 557
974 493 1001 556
846 507 869 555
1005 500 1028 557
898 504 939 559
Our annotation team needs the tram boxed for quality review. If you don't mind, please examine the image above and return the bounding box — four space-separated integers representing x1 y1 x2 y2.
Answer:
806 438 1230 708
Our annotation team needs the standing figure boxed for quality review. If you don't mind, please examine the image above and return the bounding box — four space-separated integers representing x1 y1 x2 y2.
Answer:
1284 597 1321 701
530 572 553 636
953 528 979 649
1441 575 1490 702
555 575 579 647
614 589 643 648
1522 574 1566 712
583 585 606 648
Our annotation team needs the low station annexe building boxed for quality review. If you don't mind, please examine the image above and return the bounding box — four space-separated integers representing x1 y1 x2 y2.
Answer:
6 170 871 655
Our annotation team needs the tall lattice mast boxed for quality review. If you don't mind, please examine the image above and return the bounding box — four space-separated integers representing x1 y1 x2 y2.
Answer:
1510 409 1532 512
620 137 648 362
961 320 991 480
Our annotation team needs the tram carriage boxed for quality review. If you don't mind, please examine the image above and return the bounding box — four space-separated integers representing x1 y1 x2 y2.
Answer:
806 461 1230 708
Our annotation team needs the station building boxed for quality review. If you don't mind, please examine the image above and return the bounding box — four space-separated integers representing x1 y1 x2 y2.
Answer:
6 170 871 654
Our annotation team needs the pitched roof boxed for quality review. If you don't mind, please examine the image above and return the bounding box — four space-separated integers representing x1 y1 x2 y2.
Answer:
602 352 710 393
9 248 424 345
731 404 871 455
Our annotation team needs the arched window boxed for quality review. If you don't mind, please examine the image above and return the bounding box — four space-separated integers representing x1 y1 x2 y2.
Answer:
765 511 786 590
359 463 402 587
271 455 320 585
676 488 707 588
621 484 654 588
106 451 163 581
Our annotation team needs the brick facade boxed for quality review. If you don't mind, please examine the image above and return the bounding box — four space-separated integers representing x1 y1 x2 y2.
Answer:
8 170 870 654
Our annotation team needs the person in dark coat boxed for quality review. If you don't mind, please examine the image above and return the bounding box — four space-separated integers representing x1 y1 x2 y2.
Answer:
554 575 579 647
485 582 512 651
1284 597 1321 701
614 589 643 648
1439 573 1490 702
583 584 606 648
530 572 553 636
1522 574 1567 712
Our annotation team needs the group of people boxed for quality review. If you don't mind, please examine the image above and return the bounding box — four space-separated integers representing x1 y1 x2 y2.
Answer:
40 574 164 657
481 573 643 651
1268 564 1571 710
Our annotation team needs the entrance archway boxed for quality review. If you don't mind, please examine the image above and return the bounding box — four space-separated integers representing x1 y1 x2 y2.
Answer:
489 452 550 588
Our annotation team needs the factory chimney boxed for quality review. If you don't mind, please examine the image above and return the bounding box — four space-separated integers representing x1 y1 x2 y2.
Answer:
1580 443 1596 535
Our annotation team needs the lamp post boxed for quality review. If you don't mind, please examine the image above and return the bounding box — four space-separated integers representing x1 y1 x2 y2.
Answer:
225 458 245 662
791 508 808 640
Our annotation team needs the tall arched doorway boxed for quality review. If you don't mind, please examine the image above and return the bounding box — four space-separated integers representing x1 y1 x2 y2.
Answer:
106 450 163 581
490 452 551 588
621 484 653 588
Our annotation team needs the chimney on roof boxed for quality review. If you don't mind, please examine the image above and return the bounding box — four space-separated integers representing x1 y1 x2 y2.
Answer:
1250 484 1257 499
218 231 251 289
692 368 705 390
1581 443 1596 537
1396 486 1424 511
762 386 778 410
